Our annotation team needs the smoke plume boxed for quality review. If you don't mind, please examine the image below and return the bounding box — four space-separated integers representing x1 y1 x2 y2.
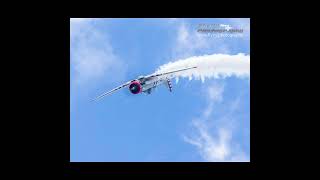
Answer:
155 53 250 83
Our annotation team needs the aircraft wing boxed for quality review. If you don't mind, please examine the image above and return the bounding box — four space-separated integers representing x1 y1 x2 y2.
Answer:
146 66 197 79
93 80 132 101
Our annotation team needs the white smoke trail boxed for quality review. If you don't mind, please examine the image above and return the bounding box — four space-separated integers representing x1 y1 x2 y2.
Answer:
155 53 250 83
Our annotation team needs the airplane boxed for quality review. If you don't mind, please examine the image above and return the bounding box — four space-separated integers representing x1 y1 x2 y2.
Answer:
93 66 197 101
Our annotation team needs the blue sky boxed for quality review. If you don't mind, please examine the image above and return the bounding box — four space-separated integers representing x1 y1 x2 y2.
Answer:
70 18 250 162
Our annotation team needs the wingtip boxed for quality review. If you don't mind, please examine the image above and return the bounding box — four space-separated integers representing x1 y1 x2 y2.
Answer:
91 97 100 102
91 98 97 102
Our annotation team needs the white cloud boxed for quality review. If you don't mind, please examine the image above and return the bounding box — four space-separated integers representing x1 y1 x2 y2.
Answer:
70 18 94 40
203 82 224 118
184 121 249 162
183 82 249 162
207 82 224 102
173 21 234 59
70 18 127 86
171 18 250 59
174 22 214 58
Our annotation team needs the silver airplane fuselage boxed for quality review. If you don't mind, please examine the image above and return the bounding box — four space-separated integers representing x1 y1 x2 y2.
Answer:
129 76 164 95
140 77 165 94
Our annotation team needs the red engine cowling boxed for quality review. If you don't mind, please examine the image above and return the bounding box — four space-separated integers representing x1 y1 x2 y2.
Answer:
129 81 142 94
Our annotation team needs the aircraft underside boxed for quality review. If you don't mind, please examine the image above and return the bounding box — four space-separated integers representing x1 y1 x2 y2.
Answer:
142 78 172 94
141 80 161 94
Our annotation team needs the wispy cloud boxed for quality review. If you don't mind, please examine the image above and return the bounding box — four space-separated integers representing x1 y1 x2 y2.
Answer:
183 82 249 162
170 18 250 59
172 20 232 59
70 18 127 86
183 121 249 162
